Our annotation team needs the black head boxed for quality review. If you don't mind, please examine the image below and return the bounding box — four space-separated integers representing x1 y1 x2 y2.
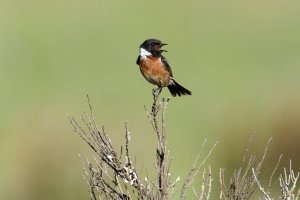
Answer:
139 38 167 57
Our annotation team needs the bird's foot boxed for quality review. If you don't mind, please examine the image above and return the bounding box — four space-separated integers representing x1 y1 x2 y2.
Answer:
152 87 162 97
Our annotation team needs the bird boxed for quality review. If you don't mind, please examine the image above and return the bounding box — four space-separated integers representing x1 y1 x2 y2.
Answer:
136 38 192 97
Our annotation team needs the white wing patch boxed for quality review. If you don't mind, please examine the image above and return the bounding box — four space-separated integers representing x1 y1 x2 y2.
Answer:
169 78 175 85
139 48 152 57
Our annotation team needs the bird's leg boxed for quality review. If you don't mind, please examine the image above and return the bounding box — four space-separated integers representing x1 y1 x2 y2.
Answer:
152 87 162 97
157 87 162 96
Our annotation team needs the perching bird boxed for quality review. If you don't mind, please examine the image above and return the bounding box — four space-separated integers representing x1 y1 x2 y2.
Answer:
136 38 192 97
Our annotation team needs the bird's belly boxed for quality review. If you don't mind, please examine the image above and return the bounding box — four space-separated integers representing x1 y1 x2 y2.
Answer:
139 57 170 87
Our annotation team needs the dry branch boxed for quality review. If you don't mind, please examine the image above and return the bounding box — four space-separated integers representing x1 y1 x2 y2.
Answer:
253 159 300 200
219 137 272 200
70 92 217 200
70 94 299 200
70 95 147 199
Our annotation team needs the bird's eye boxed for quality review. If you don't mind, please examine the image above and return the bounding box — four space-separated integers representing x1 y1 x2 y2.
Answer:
150 43 155 46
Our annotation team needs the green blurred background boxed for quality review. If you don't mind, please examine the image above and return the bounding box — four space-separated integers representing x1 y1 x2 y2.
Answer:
1 0 300 199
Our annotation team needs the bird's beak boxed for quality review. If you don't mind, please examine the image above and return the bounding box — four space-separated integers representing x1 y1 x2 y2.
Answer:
160 43 168 52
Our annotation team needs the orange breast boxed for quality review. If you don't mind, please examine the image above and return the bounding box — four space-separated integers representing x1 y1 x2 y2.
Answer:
139 56 170 87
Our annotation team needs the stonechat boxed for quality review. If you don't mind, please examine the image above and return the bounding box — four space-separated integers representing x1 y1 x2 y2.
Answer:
136 38 192 97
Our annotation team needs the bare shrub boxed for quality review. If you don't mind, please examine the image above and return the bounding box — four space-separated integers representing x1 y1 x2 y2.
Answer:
253 159 300 200
70 93 298 200
219 137 272 200
70 92 216 200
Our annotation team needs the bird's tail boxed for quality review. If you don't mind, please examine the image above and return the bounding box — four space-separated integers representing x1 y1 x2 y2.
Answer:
167 79 192 97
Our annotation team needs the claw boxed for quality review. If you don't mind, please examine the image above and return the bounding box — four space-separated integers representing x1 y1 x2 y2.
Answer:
152 87 162 97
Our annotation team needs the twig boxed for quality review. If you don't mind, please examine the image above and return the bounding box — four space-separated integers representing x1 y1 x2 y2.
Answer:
268 154 282 191
70 95 147 199
219 137 273 200
180 141 218 200
252 168 272 200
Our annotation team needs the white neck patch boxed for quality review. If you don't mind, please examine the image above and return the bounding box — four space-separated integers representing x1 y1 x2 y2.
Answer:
139 48 152 57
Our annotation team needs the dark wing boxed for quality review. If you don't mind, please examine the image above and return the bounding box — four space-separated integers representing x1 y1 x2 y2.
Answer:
161 55 173 77
136 55 141 65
